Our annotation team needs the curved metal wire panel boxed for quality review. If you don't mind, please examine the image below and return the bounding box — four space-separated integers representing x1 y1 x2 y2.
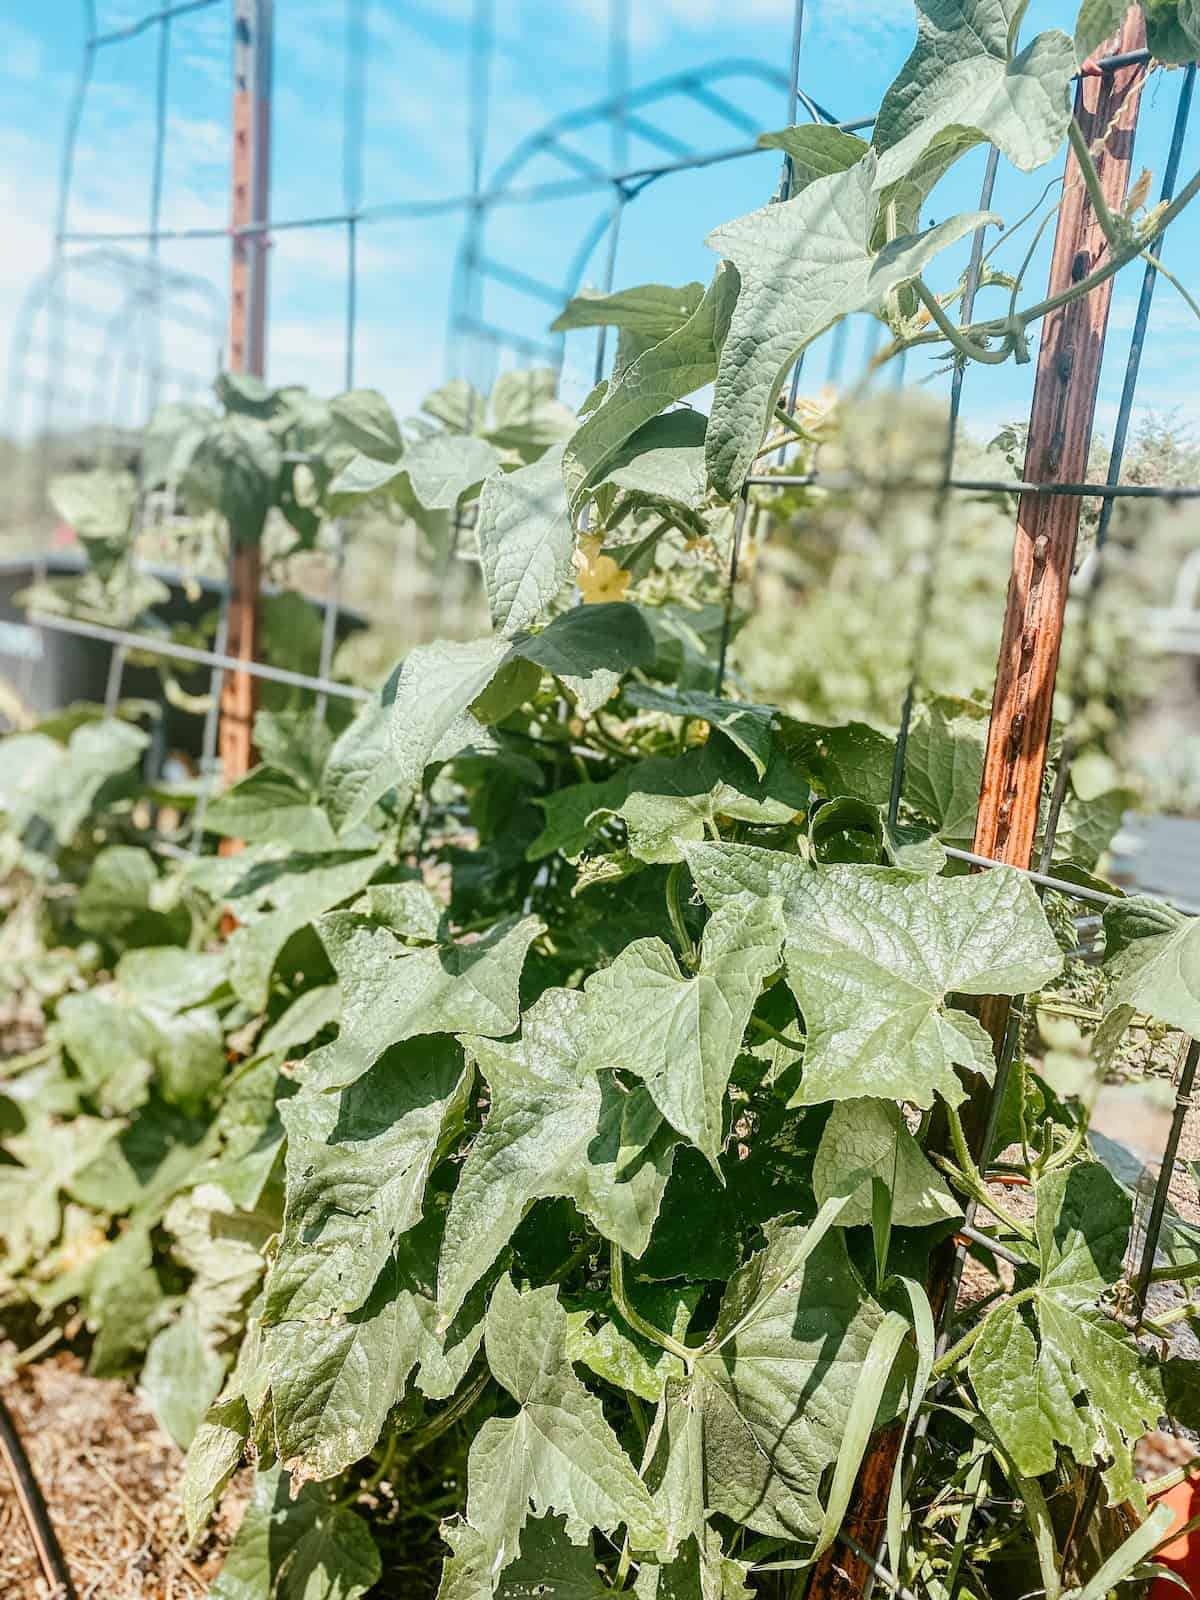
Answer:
447 57 803 387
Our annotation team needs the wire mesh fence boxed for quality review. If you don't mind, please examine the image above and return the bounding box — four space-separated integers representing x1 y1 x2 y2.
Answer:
5 1 1200 1595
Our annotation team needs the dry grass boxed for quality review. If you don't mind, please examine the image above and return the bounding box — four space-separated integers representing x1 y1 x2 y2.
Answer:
0 1352 249 1600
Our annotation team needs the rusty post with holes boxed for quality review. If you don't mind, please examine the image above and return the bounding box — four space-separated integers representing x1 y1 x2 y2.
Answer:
807 16 1148 1596
219 0 273 787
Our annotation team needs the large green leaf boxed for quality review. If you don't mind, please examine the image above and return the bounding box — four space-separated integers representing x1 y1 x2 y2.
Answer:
198 1055 297 1211
34 718 149 844
205 767 337 852
267 1217 488 1486
267 1037 469 1320
684 845 1062 1107
254 708 334 792
550 283 705 340
85 1223 165 1376
1137 0 1200 65
615 742 808 866
329 434 501 513
404 434 503 509
142 401 213 488
902 696 987 843
692 1229 887 1539
182 1393 251 1541
321 665 407 833
456 1277 664 1577
1102 901 1200 1035
486 368 577 452
517 603 656 715
528 771 632 862
329 388 404 458
580 900 784 1165
779 717 896 805
182 415 281 545
303 910 542 1092
423 379 486 434
477 447 575 637
756 124 872 189
210 1464 380 1600
704 157 996 498
623 686 776 777
564 264 739 516
224 848 386 1011
812 1099 960 1227
599 409 708 511
75 844 189 949
57 986 225 1110
163 1184 273 1345
872 0 1074 191
438 987 679 1322
116 946 227 1012
388 608 655 771
139 1308 225 1449
68 1096 211 1219
389 636 510 789
970 1163 1162 1500
0 1116 119 1273
566 1285 700 1405
49 469 136 541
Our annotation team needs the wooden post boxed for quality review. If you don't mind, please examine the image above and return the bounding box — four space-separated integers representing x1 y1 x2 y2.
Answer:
973 11 1146 877
807 17 1147 1596
219 0 273 785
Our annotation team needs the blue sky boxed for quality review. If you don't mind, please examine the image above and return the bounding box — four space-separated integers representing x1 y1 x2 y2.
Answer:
3 0 1199 449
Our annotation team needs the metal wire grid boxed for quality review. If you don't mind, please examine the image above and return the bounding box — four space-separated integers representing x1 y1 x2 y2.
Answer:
11 6 1200 1589
725 28 1200 1593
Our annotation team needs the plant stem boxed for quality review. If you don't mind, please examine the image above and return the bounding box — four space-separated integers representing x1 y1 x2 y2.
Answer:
930 1287 1037 1379
1143 1457 1200 1498
942 1103 1036 1242
1149 1257 1200 1285
749 1015 804 1051
773 403 810 439
912 281 1012 365
610 1242 693 1367
400 1368 491 1458
1067 118 1121 244
665 862 697 967
1141 248 1200 327
985 164 1200 333
1141 1299 1198 1333
1040 1120 1088 1174
878 164 1200 372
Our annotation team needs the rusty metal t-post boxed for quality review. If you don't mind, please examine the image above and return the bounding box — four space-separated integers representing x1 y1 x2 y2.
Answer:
219 0 273 786
807 18 1148 1597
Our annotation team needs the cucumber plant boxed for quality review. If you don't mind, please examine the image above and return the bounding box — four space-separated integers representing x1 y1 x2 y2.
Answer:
3 3 1200 1598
